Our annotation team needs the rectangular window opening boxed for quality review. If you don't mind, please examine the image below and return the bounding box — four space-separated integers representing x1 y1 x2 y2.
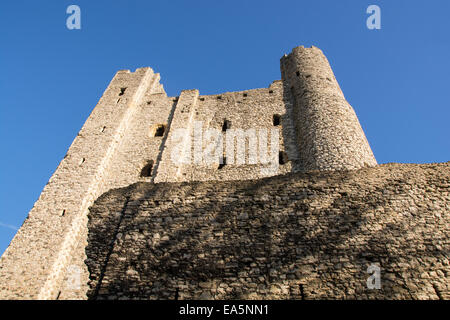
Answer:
273 114 281 126
279 151 288 165
218 157 227 170
151 124 167 137
140 160 154 177
222 120 231 132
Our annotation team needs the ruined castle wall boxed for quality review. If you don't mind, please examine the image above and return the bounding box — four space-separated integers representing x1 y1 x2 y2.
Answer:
281 46 377 171
0 45 383 300
181 81 299 181
155 81 300 183
58 76 172 300
153 89 199 182
0 68 160 299
101 84 174 189
86 163 449 300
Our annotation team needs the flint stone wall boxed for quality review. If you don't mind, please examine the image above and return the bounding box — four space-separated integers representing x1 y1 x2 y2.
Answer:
86 163 449 300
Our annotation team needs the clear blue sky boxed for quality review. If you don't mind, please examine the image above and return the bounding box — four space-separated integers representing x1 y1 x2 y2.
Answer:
0 0 449 254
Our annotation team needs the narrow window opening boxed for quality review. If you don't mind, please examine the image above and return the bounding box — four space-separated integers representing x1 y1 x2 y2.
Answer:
101 126 106 133
56 291 61 300
119 88 127 96
273 114 281 126
117 98 121 104
269 90 274 94
175 288 179 300
61 209 66 217
140 160 154 178
296 71 300 77
153 124 166 137
279 151 288 165
79 158 85 166
218 157 226 170
222 120 231 132
299 284 305 300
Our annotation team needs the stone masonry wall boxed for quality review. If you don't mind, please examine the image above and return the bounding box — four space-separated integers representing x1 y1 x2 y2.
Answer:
86 163 449 300
0 67 161 299
0 45 381 299
154 81 300 183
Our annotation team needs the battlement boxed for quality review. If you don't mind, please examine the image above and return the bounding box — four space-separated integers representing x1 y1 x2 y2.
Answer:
0 45 378 299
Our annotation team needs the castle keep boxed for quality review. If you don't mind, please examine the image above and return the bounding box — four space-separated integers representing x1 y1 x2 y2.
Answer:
1 46 447 300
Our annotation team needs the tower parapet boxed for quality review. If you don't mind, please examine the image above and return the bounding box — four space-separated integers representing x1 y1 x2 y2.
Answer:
281 46 377 171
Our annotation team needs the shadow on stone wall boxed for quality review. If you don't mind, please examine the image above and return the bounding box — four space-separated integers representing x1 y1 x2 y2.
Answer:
85 163 449 300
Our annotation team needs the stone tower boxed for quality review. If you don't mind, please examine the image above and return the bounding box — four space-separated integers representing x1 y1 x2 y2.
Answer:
281 46 377 170
0 45 377 299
